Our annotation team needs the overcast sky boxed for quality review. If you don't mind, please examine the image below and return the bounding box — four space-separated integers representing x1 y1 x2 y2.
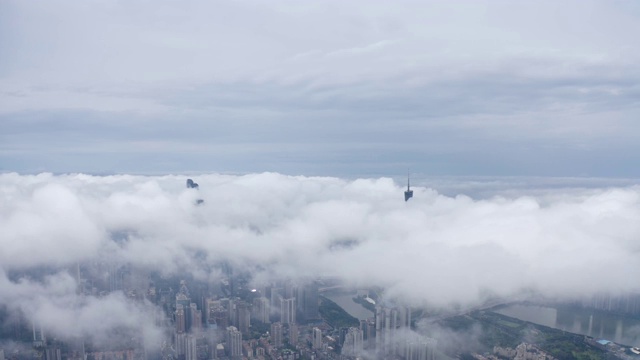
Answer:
1 0 639 177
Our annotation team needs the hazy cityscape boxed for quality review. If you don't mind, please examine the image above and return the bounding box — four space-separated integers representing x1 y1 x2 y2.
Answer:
2 1 640 360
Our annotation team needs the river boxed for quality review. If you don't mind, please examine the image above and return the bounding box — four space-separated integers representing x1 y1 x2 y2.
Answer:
494 304 640 347
322 291 375 321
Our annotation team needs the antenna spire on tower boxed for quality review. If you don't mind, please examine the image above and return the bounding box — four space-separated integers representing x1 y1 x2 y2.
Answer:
404 170 413 201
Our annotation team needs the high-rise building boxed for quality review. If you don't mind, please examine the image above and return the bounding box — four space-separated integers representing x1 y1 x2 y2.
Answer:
185 335 197 360
190 303 202 332
418 338 437 360
284 281 297 299
175 332 187 358
44 347 61 360
211 306 228 330
299 282 319 321
205 298 221 326
401 337 437 360
252 297 270 324
32 322 45 347
270 322 283 348
236 301 251 336
375 305 398 355
176 292 191 332
398 306 412 329
280 297 296 325
288 323 298 346
312 327 323 350
342 327 363 357
176 304 186 334
225 327 242 359
270 287 282 320
360 319 376 349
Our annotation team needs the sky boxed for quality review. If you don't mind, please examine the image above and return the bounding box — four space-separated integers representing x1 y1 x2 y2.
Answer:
1 0 640 177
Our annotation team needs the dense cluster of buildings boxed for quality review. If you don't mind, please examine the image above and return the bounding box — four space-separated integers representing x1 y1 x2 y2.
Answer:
0 261 439 360
479 344 557 360
164 277 437 360
581 292 640 316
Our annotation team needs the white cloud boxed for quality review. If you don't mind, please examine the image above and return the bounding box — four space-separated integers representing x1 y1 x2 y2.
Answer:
1 173 639 314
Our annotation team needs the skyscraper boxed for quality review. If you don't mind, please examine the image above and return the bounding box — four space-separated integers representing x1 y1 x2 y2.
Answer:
270 287 282 320
312 327 323 350
270 322 283 348
342 327 363 357
185 335 197 360
299 282 319 321
176 292 191 332
175 332 187 358
225 326 242 359
176 304 186 334
280 297 296 325
236 301 251 336
211 306 228 330
401 337 437 360
360 319 376 349
375 305 398 355
44 347 61 360
190 303 202 332
32 322 45 347
252 297 270 323
288 323 298 346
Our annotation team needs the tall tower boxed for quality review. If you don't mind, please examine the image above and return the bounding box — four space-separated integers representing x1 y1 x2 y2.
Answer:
404 171 414 201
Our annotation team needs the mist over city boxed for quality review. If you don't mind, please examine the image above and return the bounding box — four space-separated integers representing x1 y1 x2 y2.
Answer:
2 0 640 359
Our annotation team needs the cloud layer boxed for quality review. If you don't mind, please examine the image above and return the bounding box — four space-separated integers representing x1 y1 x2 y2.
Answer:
1 172 640 342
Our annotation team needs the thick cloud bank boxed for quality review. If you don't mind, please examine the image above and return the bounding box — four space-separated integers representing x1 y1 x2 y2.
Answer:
1 172 639 341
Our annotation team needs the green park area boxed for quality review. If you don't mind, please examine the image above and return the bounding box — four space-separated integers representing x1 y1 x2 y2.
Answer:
318 296 360 329
438 310 614 360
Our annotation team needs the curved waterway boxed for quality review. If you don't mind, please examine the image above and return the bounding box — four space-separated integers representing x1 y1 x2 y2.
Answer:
494 304 640 347
322 291 374 321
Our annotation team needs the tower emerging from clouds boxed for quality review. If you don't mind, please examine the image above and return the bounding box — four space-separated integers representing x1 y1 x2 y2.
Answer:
404 171 413 201
186 179 199 189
